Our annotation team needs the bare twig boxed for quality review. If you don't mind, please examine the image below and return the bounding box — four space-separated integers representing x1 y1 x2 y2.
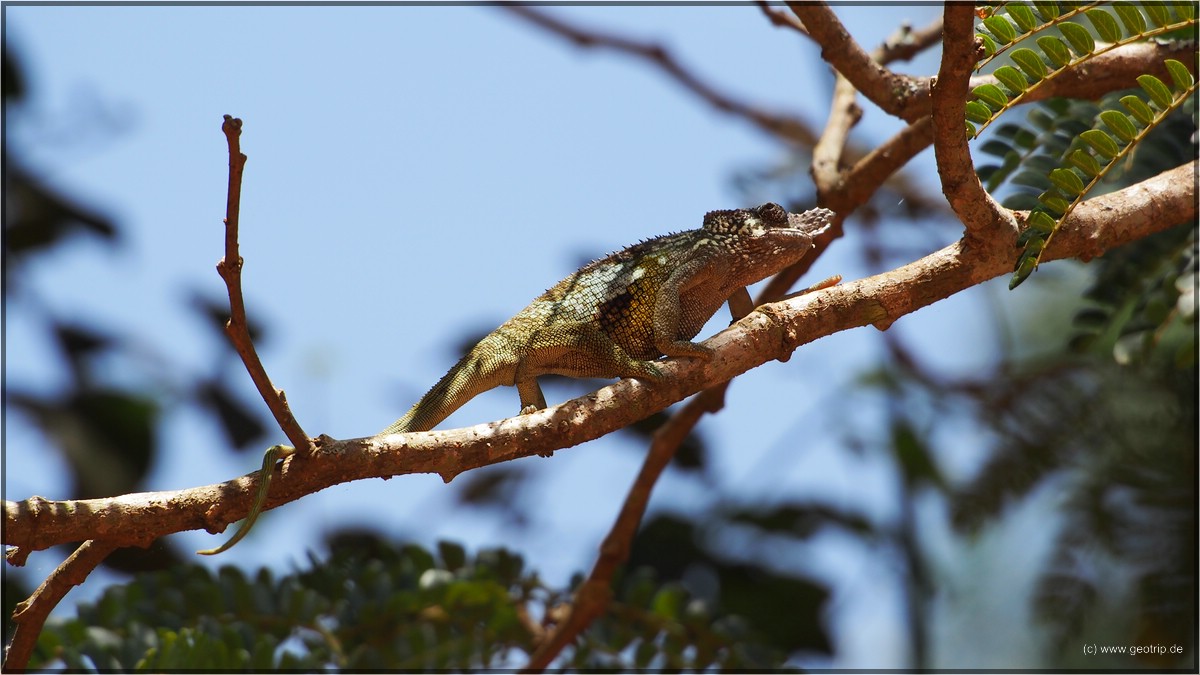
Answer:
872 17 944 65
930 5 1017 240
811 72 862 195
216 115 312 454
754 0 808 34
502 5 819 147
4 540 121 671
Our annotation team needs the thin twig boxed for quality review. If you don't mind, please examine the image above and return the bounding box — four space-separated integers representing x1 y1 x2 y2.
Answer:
501 5 819 147
872 17 944 65
811 72 862 195
216 115 312 454
4 540 120 671
754 0 808 34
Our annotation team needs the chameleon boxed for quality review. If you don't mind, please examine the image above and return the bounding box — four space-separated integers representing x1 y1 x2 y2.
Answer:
198 202 833 555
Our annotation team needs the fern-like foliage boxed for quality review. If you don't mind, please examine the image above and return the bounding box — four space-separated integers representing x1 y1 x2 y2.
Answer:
26 540 799 671
965 2 1197 289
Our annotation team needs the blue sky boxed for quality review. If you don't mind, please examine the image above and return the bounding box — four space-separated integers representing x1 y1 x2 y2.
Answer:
6 4 1077 667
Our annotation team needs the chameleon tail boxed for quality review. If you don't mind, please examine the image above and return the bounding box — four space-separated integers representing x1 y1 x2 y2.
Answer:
380 340 513 435
196 443 293 555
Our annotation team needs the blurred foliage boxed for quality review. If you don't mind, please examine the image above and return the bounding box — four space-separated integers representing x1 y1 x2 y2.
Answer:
27 538 821 670
863 329 1196 668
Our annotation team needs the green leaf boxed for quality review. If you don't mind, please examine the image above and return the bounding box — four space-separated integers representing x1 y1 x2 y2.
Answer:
994 65 1030 93
1049 167 1086 195
966 100 994 123
1174 0 1195 20
1011 127 1039 149
1100 110 1138 142
1119 94 1155 125
1033 1 1061 20
973 83 1011 109
438 541 467 572
1137 74 1174 109
1012 169 1053 189
1037 191 1071 214
652 584 686 620
1036 35 1073 68
1165 58 1195 91
1027 106 1057 131
1086 9 1122 41
1080 129 1120 158
1141 1 1170 27
1027 210 1057 234
1024 236 1047 256
1011 48 1048 81
1067 149 1103 177
1060 21 1096 55
980 139 1014 157
983 15 1018 43
1011 254 1039 289
1008 4 1039 32
1016 226 1040 248
1113 2 1148 34
977 32 998 58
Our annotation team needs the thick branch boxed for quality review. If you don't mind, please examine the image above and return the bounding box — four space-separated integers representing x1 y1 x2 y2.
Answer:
6 161 1193 555
932 4 1017 239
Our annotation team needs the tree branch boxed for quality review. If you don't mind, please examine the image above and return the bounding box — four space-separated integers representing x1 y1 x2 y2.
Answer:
216 115 312 455
501 5 819 146
931 4 1017 239
6 161 1193 556
4 540 120 671
788 2 927 122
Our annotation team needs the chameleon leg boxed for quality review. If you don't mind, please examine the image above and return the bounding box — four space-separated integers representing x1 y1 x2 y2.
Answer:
727 287 754 322
516 377 548 414
196 443 293 555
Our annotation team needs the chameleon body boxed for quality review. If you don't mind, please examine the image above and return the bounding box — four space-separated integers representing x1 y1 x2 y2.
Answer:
198 202 833 555
382 202 833 435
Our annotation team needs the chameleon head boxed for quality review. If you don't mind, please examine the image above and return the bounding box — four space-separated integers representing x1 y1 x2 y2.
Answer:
701 202 835 260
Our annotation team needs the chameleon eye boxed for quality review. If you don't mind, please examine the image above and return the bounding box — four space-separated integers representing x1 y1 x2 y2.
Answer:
756 202 789 226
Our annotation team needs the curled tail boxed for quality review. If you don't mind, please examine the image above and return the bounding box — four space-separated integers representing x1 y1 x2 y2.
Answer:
380 338 517 435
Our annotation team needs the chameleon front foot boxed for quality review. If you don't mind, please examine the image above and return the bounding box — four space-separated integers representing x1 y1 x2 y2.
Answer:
196 443 294 555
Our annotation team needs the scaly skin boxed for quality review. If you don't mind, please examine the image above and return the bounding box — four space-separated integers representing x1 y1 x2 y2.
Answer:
199 203 833 555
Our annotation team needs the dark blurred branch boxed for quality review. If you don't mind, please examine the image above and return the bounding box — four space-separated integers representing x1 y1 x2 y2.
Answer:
502 5 819 146
523 388 723 671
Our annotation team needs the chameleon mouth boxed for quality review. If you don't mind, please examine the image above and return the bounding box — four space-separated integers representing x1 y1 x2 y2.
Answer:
784 207 836 236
